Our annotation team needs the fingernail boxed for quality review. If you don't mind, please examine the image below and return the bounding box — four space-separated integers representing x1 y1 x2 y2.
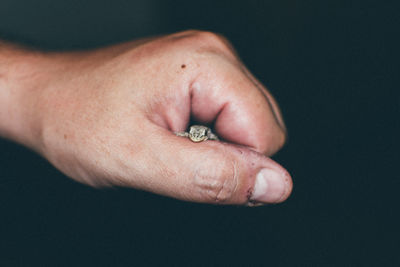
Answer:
250 168 287 203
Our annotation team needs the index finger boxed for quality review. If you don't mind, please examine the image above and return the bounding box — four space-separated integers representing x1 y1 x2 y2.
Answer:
190 54 286 155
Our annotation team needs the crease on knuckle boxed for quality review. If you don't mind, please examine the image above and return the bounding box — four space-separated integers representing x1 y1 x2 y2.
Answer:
193 155 238 204
215 158 239 203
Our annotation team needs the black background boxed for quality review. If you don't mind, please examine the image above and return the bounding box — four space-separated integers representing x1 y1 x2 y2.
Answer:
0 0 398 265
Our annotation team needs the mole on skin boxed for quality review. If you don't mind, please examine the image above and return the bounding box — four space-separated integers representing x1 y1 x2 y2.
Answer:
181 64 186 69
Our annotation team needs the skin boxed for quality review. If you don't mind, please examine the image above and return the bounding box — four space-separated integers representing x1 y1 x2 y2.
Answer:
0 30 292 205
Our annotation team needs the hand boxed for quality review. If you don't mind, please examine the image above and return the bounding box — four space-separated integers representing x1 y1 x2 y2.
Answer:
0 31 292 205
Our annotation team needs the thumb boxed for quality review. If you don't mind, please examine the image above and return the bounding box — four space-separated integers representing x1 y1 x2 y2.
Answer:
128 126 292 205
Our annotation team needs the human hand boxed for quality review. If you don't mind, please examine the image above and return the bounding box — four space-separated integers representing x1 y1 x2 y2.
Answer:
0 31 292 205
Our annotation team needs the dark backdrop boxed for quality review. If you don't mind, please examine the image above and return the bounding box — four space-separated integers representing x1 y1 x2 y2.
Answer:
0 0 398 265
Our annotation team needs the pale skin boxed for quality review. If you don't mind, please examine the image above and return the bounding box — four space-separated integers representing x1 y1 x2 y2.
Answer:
0 30 292 205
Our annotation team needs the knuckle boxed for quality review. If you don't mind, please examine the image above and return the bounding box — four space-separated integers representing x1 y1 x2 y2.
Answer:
169 30 233 55
257 127 287 155
277 129 287 150
192 155 239 203
270 128 287 154
191 31 227 45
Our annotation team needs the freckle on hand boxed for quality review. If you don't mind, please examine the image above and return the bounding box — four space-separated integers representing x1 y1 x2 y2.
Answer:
181 64 186 69
64 134 67 140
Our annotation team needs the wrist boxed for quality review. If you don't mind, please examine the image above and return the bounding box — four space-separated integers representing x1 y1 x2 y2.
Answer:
0 43 50 150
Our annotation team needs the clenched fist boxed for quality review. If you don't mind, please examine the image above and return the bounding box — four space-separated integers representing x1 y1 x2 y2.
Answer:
0 30 292 205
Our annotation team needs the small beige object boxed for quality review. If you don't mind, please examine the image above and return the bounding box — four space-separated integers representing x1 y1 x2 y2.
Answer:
175 125 219 142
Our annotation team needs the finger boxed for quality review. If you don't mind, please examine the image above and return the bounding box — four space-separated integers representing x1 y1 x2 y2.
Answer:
240 65 287 134
189 55 286 155
204 32 287 133
124 124 292 205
